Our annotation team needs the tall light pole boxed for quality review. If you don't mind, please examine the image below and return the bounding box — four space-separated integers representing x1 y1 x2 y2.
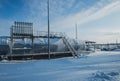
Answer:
75 23 78 40
48 0 50 59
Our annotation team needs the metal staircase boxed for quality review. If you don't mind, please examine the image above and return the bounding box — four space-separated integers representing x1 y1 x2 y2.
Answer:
62 36 79 58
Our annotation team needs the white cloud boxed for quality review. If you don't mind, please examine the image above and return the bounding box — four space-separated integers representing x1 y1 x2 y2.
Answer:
82 0 120 24
47 0 120 42
51 0 120 30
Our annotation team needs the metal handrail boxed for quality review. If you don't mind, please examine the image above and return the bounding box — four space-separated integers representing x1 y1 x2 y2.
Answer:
62 36 79 58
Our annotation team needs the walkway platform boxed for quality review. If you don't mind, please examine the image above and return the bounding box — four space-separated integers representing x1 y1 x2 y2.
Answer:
5 52 72 60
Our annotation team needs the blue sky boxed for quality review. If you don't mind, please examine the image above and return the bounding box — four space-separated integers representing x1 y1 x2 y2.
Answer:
0 0 120 43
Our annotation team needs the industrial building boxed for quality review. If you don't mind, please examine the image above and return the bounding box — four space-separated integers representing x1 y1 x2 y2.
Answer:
0 21 87 60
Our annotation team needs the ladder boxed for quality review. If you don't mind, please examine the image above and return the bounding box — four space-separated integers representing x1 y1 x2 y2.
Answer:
62 36 79 58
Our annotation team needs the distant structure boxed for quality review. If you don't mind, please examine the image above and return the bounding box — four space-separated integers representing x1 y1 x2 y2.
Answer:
85 41 96 52
95 43 120 51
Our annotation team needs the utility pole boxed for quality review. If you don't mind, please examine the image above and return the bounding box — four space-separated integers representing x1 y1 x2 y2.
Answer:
116 39 118 48
10 26 13 60
48 0 50 59
75 23 78 39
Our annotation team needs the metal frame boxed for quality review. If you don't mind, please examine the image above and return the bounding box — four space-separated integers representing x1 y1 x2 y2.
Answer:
10 21 34 60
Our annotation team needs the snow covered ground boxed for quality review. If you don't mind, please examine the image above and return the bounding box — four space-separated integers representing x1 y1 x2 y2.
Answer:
0 51 120 81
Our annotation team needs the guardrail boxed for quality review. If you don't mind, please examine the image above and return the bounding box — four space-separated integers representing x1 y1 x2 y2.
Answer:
35 31 66 38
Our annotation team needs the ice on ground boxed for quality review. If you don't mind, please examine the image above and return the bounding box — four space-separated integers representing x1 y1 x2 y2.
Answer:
89 71 120 81
0 51 120 81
